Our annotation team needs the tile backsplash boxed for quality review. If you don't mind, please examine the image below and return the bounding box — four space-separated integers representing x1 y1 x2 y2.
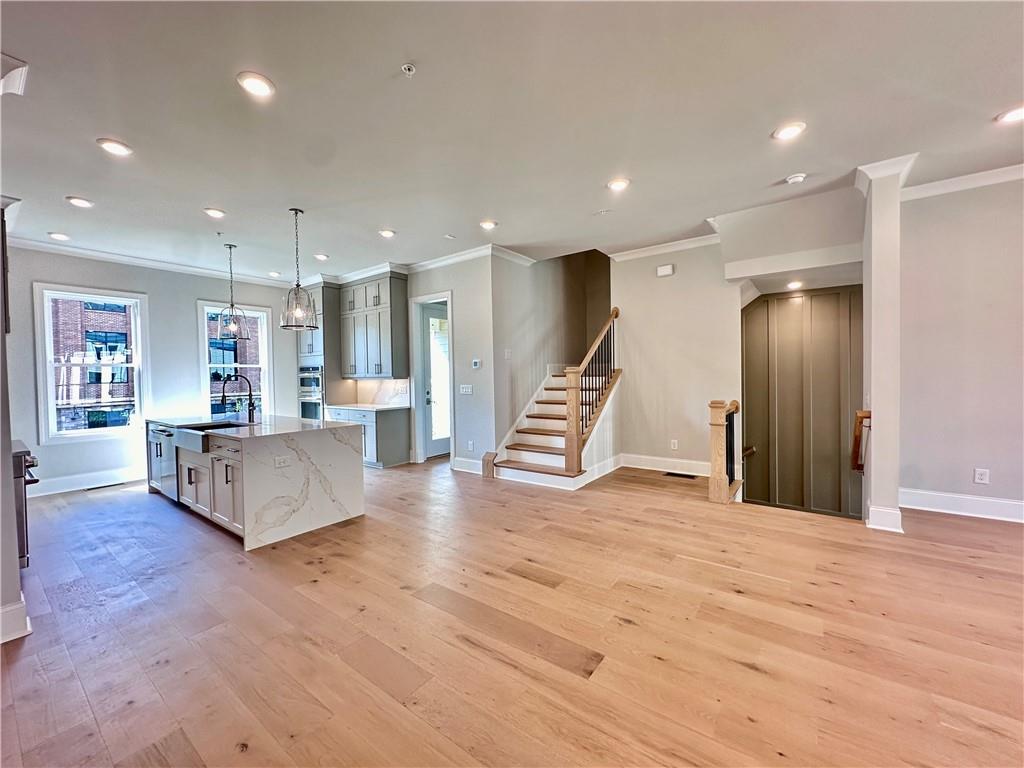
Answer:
355 379 410 407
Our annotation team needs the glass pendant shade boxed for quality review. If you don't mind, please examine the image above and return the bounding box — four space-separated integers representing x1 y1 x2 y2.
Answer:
217 243 251 340
280 207 320 330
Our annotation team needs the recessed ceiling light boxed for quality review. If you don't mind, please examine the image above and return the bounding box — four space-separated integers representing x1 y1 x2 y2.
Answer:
268 271 281 278
236 71 275 99
785 173 807 185
606 178 630 192
996 106 1024 123
313 253 329 262
771 122 806 141
443 233 456 240
48 232 71 241
378 229 396 239
479 220 498 231
96 138 133 156
66 196 94 208
203 208 226 219
787 281 803 290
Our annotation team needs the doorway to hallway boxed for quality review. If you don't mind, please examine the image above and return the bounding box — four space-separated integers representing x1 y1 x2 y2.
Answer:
410 293 454 464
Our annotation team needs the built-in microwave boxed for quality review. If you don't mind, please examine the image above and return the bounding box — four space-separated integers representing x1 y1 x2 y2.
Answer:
298 365 323 396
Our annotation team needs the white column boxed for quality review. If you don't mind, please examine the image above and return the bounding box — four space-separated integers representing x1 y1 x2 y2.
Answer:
856 154 916 533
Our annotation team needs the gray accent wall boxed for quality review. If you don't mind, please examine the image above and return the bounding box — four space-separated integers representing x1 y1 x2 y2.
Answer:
900 180 1024 502
610 242 742 465
6 247 299 492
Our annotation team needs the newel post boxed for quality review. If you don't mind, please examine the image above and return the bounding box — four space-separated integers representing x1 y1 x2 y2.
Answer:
708 400 729 503
564 366 582 474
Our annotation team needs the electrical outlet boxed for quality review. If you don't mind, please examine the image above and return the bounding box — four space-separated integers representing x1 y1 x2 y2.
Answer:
274 456 290 469
973 468 990 485
459 384 473 395
670 439 678 450
396 381 408 394
467 440 474 451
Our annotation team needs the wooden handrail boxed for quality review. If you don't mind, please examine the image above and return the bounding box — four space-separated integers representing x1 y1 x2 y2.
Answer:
578 307 620 371
851 410 871 473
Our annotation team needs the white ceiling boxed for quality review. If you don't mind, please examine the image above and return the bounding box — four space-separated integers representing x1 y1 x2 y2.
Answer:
2 2 1022 282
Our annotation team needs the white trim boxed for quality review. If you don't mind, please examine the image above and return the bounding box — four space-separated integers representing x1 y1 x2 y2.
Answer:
901 164 1024 202
609 234 720 262
899 487 1023 524
855 153 919 195
1 53 29 96
408 291 456 464
619 453 712 477
866 504 903 534
10 238 290 288
28 466 144 497
195 300 275 418
309 262 411 287
451 457 482 474
1 593 32 644
33 283 152 446
407 244 533 274
491 245 534 267
723 243 862 282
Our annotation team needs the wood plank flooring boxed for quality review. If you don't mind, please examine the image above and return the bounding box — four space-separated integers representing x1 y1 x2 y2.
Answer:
3 462 1021 767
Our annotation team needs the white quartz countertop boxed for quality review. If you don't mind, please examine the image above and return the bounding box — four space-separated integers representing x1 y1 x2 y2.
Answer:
325 403 410 412
146 413 361 439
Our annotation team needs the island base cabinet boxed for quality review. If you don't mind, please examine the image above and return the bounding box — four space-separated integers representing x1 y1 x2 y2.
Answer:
177 449 212 518
211 456 244 535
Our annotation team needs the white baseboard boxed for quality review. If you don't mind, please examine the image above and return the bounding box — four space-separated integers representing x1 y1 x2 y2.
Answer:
619 454 711 477
899 487 1023 524
451 457 483 475
1 592 32 644
29 466 145 497
866 504 904 534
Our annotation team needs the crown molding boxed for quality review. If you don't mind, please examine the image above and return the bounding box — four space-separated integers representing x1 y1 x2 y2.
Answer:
8 237 290 288
901 164 1023 202
1 53 28 96
609 233 721 262
303 261 410 287
855 153 919 195
406 243 533 273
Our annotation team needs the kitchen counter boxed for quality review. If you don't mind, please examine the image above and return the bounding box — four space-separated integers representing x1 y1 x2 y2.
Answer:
147 413 359 437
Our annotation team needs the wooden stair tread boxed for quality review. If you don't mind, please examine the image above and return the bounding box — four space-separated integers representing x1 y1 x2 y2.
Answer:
534 399 567 405
516 427 564 437
494 459 584 478
527 413 567 420
506 443 565 456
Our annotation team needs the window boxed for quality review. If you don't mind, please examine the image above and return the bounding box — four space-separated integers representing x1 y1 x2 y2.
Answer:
35 285 147 441
198 303 273 417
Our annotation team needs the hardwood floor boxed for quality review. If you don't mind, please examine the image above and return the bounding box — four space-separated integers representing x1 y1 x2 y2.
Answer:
3 462 1021 767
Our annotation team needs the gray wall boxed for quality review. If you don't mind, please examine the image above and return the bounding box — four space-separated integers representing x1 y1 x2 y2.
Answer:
583 250 612 343
611 242 742 464
1 276 20 608
408 255 496 463
900 180 1024 501
491 255 587 442
6 247 298 491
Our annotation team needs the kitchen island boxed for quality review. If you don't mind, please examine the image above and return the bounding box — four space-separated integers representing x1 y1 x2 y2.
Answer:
145 414 363 550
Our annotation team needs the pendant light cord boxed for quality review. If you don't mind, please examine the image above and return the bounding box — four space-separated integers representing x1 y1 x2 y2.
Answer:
226 244 236 308
293 208 301 287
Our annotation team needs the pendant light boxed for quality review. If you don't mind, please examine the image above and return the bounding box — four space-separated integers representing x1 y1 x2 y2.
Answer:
216 243 251 340
280 207 318 330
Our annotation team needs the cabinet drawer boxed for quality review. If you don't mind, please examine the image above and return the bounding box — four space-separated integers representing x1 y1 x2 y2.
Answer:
208 436 243 459
333 409 375 425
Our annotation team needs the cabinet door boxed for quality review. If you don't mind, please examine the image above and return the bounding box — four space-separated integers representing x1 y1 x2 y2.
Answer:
366 311 381 376
352 284 366 312
376 278 391 308
211 457 244 534
178 460 195 507
341 287 355 314
363 423 377 463
354 313 368 376
191 463 212 518
341 314 356 377
148 440 162 491
311 314 324 356
378 307 392 377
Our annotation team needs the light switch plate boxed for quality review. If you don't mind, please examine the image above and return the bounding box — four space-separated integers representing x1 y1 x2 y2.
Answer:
274 456 290 468
459 384 473 395
396 381 408 394
973 468 990 484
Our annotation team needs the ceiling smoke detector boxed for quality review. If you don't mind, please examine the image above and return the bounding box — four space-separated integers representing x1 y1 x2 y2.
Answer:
401 63 416 79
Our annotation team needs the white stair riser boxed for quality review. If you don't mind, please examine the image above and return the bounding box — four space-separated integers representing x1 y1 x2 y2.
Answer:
516 432 564 448
506 448 564 467
525 416 567 429
532 402 567 415
494 466 577 490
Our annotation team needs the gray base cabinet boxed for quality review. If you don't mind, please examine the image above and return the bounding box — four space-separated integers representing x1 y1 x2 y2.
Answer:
326 407 410 467
340 274 408 379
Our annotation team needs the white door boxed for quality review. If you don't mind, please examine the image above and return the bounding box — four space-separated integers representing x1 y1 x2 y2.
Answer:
420 302 451 458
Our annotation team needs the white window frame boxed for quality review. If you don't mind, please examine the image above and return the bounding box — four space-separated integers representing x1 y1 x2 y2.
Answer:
34 283 151 445
196 300 275 416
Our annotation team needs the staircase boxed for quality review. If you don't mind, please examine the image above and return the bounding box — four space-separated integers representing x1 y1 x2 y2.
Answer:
493 308 621 488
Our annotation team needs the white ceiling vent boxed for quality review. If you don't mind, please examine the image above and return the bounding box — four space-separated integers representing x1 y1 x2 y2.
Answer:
1 53 28 95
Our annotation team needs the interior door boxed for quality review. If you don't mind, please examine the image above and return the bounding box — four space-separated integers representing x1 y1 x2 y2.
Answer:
420 302 451 458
